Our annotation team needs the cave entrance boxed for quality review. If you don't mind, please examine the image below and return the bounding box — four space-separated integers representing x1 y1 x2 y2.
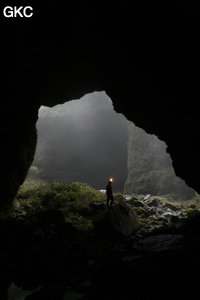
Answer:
28 90 196 201
31 91 128 193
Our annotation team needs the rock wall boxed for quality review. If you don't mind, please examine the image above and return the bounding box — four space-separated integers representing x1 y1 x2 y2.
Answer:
0 100 38 210
124 122 195 199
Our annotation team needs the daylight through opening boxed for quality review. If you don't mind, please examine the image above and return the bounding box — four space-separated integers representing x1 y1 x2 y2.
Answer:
28 91 196 202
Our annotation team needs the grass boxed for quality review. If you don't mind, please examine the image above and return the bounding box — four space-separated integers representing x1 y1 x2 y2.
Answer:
14 179 107 231
5 177 200 233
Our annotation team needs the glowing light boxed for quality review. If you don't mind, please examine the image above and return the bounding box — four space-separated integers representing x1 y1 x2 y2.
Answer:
109 178 113 182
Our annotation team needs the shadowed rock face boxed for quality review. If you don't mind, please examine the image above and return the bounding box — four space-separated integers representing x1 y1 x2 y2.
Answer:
93 202 138 237
124 122 196 199
1 1 200 209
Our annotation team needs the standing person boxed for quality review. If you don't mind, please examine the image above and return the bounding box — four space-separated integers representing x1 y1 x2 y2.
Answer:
106 178 114 209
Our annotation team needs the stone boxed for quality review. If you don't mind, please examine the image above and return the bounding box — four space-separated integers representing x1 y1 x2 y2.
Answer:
169 215 180 225
126 199 144 207
187 209 200 219
146 199 161 207
92 202 138 237
143 194 151 200
189 204 197 209
134 234 185 252
89 202 106 214
162 203 180 211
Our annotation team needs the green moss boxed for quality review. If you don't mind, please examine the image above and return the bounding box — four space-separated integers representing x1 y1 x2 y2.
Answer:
14 180 107 231
132 206 150 218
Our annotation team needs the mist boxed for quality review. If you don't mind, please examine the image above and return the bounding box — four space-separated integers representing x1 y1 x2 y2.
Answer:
32 91 195 199
33 91 128 192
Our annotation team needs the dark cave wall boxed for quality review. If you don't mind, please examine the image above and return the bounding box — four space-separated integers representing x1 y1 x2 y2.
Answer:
1 1 200 210
0 100 38 209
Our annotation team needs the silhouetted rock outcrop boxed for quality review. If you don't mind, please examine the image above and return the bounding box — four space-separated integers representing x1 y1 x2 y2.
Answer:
92 202 138 238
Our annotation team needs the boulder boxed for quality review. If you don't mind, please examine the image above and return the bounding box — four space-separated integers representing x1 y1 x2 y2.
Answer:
186 209 200 219
92 202 138 238
146 199 161 207
162 203 180 211
189 204 197 209
126 199 144 207
89 202 106 214
133 234 185 253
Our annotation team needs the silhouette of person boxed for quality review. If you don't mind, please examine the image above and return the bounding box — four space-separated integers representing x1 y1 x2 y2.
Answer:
106 179 114 209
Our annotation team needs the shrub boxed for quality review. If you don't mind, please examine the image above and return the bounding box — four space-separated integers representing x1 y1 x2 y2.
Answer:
15 181 107 231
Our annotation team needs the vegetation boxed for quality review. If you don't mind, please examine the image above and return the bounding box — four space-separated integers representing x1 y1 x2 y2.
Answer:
4 170 200 234
14 179 107 231
118 192 200 230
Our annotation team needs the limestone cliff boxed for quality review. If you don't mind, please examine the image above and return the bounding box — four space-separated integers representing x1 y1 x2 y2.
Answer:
124 122 195 200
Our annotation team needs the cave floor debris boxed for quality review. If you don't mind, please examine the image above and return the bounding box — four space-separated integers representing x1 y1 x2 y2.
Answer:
1 196 200 299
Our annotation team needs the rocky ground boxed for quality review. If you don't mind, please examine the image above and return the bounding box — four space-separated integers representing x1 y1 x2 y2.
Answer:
1 196 200 299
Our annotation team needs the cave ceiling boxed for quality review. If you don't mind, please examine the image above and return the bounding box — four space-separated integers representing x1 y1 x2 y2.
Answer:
1 1 200 202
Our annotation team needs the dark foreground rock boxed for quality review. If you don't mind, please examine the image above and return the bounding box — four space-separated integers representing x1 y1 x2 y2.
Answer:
2 207 200 300
133 234 185 252
92 202 138 238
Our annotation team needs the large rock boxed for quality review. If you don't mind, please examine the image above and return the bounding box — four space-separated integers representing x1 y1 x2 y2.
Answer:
92 202 138 238
133 234 186 253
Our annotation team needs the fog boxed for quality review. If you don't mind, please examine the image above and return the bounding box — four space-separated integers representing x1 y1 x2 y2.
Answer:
33 91 128 192
31 90 195 199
